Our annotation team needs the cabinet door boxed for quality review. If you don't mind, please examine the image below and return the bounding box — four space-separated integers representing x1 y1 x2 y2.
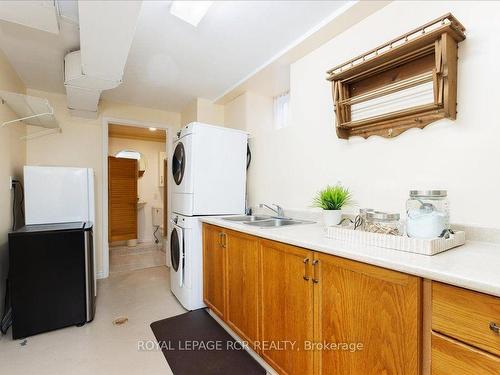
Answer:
432 282 500 357
314 253 421 375
202 224 226 319
225 229 260 348
259 239 315 375
431 332 500 375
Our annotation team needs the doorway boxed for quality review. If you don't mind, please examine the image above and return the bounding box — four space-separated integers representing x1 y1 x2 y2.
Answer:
101 119 174 277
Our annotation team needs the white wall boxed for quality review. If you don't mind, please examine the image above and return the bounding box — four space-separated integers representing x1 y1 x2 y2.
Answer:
197 98 224 126
225 1 500 228
180 99 197 127
0 49 26 315
224 93 248 132
25 89 180 277
109 137 166 243
181 98 224 126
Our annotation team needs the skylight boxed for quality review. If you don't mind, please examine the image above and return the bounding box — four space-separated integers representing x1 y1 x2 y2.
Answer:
170 1 213 27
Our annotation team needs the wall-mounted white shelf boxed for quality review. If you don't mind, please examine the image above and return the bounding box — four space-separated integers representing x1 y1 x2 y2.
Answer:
0 90 61 139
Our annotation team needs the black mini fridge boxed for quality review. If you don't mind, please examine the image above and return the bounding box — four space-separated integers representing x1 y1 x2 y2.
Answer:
8 222 95 339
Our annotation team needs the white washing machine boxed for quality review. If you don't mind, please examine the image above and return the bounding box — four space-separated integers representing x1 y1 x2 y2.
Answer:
169 213 205 310
171 122 248 216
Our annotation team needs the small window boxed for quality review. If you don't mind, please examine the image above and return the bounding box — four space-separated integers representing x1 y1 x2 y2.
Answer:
115 150 141 160
273 91 290 130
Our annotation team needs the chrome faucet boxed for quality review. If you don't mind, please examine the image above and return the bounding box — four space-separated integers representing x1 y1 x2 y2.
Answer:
258 203 286 218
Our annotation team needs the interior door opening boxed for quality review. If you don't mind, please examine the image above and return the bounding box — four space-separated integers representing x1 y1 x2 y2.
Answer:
107 123 168 274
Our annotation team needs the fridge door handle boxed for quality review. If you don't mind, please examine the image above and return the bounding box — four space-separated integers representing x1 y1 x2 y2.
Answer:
84 229 95 321
84 231 90 320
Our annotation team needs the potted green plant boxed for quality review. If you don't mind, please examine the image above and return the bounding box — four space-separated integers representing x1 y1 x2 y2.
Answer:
313 184 353 226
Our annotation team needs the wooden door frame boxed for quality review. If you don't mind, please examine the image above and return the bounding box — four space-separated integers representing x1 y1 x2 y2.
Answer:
101 117 176 279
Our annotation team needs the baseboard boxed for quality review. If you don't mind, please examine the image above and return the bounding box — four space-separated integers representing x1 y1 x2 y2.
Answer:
206 308 277 375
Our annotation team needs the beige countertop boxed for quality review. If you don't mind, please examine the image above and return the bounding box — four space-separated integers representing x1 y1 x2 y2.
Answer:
201 217 500 298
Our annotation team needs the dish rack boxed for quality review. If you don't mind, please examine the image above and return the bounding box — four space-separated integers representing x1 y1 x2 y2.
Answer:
325 226 465 256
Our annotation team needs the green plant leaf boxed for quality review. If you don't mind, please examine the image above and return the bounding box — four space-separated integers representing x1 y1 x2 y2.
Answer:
312 185 353 210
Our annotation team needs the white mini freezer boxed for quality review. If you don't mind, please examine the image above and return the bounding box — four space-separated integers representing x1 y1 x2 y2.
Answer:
24 166 95 225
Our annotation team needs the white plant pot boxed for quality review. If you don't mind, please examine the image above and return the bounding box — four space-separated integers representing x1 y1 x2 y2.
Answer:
323 210 342 226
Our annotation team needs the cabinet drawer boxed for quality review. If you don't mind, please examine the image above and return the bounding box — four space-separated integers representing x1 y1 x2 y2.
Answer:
431 332 500 375
432 282 500 356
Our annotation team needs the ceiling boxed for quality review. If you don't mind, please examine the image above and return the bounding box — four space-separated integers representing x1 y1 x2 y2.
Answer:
0 3 79 94
0 1 348 112
109 123 166 143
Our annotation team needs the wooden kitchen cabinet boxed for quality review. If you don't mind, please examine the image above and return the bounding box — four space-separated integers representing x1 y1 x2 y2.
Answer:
203 224 500 375
202 224 226 319
432 282 500 357
430 281 500 375
259 239 315 375
313 253 422 375
431 332 500 375
225 229 260 348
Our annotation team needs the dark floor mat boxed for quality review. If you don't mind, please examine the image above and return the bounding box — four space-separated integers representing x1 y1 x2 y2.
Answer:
150 309 266 375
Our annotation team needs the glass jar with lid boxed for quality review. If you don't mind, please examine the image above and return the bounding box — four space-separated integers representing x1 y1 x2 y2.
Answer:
355 208 375 230
364 212 402 235
406 190 449 239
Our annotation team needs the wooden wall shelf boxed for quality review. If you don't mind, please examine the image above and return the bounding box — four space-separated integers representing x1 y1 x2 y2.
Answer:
326 13 466 139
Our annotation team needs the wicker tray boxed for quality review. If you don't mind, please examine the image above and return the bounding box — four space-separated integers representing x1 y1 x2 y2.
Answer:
325 226 465 256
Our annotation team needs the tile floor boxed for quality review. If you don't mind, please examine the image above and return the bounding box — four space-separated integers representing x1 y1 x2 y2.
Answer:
0 266 186 375
110 242 166 274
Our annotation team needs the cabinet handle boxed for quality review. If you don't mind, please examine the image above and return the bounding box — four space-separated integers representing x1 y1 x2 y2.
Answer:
221 233 227 248
490 322 500 334
303 258 310 281
218 233 224 248
312 259 319 284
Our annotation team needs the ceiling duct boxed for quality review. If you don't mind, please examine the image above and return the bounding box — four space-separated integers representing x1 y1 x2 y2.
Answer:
0 1 60 34
64 51 103 118
64 1 142 118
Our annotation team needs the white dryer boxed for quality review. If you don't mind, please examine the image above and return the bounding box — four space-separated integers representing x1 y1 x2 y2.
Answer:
169 213 205 310
171 122 248 216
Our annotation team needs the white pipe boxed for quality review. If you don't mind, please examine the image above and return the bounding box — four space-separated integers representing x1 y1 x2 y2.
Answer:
1 111 53 128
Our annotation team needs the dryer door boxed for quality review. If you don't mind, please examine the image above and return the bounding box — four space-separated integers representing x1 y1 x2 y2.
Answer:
172 141 185 186
171 134 193 196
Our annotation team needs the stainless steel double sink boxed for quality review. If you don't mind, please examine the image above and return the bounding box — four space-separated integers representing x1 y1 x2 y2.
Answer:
222 215 315 228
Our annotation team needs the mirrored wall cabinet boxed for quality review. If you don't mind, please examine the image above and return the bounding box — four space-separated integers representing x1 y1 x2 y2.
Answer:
326 13 466 139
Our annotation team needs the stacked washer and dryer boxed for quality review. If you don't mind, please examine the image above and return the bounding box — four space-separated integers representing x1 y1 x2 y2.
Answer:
169 122 248 310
